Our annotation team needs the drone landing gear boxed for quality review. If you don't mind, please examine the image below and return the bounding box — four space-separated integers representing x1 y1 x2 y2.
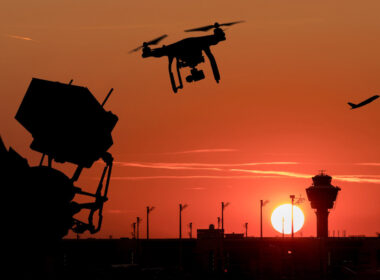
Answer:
168 56 183 93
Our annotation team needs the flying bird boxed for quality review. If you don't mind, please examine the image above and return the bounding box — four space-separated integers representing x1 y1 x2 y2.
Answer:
348 95 379 109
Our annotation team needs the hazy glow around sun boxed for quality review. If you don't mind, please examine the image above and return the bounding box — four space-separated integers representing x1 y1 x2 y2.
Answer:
271 204 305 234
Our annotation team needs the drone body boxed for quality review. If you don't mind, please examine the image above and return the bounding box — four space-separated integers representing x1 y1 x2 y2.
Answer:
131 21 243 93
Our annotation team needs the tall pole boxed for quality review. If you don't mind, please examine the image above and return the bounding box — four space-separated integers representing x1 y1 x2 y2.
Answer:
132 222 136 239
179 204 182 239
146 206 155 240
260 200 269 238
147 207 149 240
189 222 193 239
136 217 141 240
221 202 230 232
179 204 188 239
260 200 263 238
221 202 224 231
290 195 295 238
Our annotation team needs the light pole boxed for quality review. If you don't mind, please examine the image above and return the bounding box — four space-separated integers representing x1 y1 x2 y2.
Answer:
132 222 136 239
146 206 155 240
136 217 141 240
260 200 269 238
290 195 295 238
221 202 230 231
188 222 193 239
179 203 188 239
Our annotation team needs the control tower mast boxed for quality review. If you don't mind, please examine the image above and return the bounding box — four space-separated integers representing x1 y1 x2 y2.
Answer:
306 171 341 238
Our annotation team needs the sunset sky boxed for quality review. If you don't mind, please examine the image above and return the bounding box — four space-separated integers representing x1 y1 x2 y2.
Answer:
1 1 380 239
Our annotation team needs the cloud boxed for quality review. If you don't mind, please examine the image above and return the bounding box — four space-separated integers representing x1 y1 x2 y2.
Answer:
6 34 35 41
111 175 281 180
115 161 299 171
111 161 380 185
116 162 223 171
356 163 380 166
334 176 380 184
164 148 238 155
231 168 311 179
184 187 206 191
231 169 380 184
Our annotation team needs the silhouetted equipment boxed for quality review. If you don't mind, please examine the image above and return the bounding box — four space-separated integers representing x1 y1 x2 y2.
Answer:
244 222 248 238
130 21 244 93
225 233 244 239
132 222 136 239
197 224 224 239
16 78 117 168
179 203 188 239
260 200 269 238
221 202 230 231
188 222 193 239
146 206 155 239
290 195 295 238
348 95 379 109
306 171 341 238
290 195 305 238
136 217 142 239
12 78 118 235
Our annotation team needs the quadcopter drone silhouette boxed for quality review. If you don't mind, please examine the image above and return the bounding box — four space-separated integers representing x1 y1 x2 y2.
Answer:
130 21 244 93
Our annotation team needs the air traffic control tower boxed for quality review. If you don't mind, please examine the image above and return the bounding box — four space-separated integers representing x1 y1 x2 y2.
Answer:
306 172 341 238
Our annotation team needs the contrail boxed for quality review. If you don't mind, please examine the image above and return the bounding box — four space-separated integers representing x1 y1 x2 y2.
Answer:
6 34 34 41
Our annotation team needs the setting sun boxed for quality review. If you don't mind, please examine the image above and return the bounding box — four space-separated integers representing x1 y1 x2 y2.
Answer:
271 204 305 235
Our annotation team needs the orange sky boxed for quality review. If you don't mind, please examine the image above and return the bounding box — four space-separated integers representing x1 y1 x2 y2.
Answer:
1 1 380 239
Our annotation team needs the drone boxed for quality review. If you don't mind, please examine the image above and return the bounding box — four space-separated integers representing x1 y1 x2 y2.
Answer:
130 21 244 93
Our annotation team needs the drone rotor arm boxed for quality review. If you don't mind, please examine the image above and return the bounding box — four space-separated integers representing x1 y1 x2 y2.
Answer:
129 45 143 54
130 34 168 53
220 20 245 27
185 25 214 32
185 21 244 32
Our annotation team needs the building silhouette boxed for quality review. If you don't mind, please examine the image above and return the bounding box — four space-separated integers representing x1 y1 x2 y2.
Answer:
306 171 341 238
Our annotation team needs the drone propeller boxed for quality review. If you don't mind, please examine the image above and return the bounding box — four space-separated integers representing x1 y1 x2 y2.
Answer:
184 21 245 32
129 34 168 53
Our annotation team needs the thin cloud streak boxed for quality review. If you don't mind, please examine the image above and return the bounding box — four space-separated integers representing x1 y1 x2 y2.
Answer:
334 176 380 184
111 175 281 180
6 34 35 41
113 162 380 184
115 161 299 171
184 187 206 190
116 162 223 171
356 163 380 166
232 169 380 184
164 148 238 154
231 168 311 179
